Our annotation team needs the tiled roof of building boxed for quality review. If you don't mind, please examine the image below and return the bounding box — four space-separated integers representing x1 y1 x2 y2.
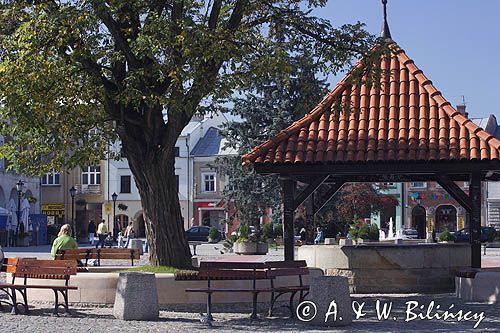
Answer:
242 43 500 166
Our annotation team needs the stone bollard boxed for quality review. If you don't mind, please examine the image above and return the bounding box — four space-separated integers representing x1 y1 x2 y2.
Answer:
324 238 336 245
129 239 144 255
303 276 352 327
113 272 159 320
339 239 353 246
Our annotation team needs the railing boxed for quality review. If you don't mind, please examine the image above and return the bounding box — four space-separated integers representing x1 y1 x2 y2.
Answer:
75 184 101 195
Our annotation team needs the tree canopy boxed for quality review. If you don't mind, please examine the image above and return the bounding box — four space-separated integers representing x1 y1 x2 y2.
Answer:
0 0 377 267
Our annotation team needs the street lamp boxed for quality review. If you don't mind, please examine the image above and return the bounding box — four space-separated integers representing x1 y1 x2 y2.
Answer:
69 186 76 238
15 179 24 246
112 192 118 239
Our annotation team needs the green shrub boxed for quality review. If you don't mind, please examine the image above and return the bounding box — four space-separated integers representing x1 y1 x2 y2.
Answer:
368 224 380 241
262 223 274 240
239 224 250 238
358 224 370 240
274 223 283 238
349 223 379 241
438 228 456 242
223 234 238 252
208 227 221 240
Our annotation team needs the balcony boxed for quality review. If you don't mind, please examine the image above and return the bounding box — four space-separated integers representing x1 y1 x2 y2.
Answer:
75 184 102 195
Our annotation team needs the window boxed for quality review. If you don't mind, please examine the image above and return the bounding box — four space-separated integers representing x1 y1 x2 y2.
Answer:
42 171 60 185
120 175 131 193
463 181 470 189
82 166 101 185
202 173 216 192
224 175 235 192
174 147 180 157
410 182 427 189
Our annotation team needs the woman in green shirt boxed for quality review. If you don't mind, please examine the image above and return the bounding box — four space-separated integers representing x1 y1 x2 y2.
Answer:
51 224 78 259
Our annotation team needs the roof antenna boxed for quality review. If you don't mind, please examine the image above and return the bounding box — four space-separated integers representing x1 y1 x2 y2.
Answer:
381 0 393 41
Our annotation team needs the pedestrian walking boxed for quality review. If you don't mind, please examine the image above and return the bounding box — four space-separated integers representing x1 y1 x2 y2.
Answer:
123 222 135 248
314 226 324 245
96 219 108 249
87 220 96 245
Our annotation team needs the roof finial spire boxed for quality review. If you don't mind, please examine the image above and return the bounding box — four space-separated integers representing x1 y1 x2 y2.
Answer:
381 0 393 41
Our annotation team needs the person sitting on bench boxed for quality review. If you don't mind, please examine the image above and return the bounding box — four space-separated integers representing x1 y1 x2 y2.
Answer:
51 224 78 259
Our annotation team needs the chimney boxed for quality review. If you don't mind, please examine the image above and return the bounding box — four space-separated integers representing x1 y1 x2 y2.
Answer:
456 104 468 117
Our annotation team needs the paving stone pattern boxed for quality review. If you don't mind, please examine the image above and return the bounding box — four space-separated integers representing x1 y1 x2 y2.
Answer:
0 293 499 332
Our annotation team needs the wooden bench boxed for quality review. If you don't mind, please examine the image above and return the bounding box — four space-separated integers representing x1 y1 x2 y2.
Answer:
265 260 309 316
55 248 140 266
178 261 267 319
177 260 309 319
0 258 77 315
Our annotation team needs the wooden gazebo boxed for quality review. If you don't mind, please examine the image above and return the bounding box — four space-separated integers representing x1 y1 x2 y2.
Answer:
242 35 500 268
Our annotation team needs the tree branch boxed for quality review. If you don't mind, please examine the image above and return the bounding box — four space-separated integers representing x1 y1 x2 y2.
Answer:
90 1 141 69
208 0 222 30
227 0 248 31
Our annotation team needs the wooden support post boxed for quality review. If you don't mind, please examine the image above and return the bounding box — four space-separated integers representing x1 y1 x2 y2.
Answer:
280 177 296 261
305 194 314 244
470 172 482 268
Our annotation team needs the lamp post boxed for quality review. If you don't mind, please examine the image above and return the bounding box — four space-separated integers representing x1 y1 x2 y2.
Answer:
15 179 24 246
69 186 76 238
112 192 118 239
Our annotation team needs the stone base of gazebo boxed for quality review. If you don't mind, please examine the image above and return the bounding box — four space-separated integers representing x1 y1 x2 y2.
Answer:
298 243 470 293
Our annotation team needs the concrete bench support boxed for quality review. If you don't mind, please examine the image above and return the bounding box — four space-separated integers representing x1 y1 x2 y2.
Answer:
456 271 500 303
113 272 159 320
306 276 352 327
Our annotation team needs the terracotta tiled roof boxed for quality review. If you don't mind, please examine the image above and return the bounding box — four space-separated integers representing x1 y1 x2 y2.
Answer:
242 43 500 166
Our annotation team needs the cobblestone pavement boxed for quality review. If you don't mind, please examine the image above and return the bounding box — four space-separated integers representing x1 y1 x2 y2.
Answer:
0 291 499 332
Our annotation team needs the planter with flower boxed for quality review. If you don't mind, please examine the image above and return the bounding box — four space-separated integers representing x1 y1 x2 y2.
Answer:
349 223 380 244
438 228 456 243
229 224 269 255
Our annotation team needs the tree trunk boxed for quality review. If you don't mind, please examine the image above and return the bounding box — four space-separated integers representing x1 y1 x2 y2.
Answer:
125 146 192 268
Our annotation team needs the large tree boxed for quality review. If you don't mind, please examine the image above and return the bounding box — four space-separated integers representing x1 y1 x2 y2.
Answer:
0 1 375 267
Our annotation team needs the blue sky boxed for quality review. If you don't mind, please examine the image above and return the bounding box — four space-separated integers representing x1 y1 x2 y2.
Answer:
316 0 500 119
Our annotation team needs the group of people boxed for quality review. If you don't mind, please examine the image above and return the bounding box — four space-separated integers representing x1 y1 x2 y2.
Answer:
298 226 325 245
87 219 135 248
50 219 137 260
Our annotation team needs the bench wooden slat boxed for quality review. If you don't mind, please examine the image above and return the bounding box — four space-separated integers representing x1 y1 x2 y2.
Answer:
56 249 93 254
55 254 90 260
199 269 267 279
17 259 77 268
266 267 309 277
199 262 266 269
265 260 307 268
56 248 140 262
97 248 138 254
16 267 77 276
98 254 140 260
0 284 78 290
186 288 268 293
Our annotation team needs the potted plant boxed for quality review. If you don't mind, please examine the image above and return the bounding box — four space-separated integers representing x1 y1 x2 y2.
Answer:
208 226 221 243
438 228 456 243
234 225 257 254
256 225 270 254
349 223 379 244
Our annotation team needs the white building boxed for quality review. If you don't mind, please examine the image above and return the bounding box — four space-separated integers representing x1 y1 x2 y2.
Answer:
104 112 230 236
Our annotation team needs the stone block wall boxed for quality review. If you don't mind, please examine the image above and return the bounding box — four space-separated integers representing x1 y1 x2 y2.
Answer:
298 243 471 293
